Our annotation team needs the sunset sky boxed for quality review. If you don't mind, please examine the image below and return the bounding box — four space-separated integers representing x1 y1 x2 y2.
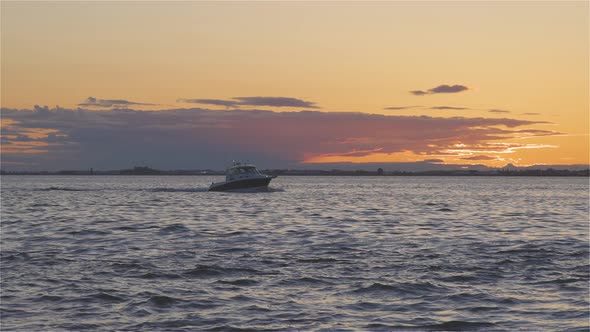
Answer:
1 1 588 170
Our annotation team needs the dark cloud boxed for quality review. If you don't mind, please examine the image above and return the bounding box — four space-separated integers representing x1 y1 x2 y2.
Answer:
431 106 469 110
522 112 540 116
34 105 50 114
2 131 69 145
13 134 35 142
78 96 156 108
176 99 240 107
488 109 511 114
430 85 469 94
423 159 444 163
409 90 429 96
233 96 319 108
1 106 555 170
410 84 469 96
178 96 319 109
461 155 497 161
383 106 422 110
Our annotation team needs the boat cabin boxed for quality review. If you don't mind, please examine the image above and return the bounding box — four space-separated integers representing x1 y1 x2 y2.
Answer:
226 164 261 182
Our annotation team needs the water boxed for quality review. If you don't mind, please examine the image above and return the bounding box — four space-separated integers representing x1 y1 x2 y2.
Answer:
1 175 588 331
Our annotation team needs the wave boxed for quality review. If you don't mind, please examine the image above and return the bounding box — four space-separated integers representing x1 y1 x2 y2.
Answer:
147 295 183 306
421 320 496 331
276 276 334 286
366 320 496 331
80 292 127 303
136 271 182 280
216 279 259 286
295 257 340 264
67 229 111 236
352 281 448 296
37 294 63 302
56 323 102 330
182 264 263 278
158 223 191 234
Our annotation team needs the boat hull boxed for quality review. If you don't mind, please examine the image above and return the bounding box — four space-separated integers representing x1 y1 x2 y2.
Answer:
208 177 273 192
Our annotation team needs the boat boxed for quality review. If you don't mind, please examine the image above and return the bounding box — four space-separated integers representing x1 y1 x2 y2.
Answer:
208 162 277 192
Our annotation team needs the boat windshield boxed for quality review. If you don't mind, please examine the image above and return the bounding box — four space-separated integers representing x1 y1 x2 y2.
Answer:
245 167 258 173
229 166 258 175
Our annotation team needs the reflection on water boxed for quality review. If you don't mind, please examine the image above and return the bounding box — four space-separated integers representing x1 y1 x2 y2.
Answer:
1 176 588 331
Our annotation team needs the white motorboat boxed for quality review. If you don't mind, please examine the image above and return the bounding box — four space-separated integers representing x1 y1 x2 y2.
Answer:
208 162 277 192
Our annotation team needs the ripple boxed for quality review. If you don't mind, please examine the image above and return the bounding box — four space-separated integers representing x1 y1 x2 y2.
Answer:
136 271 182 280
67 229 111 236
158 223 191 234
147 295 184 307
80 292 127 303
216 279 259 286
182 265 263 278
421 320 496 331
37 295 63 302
351 281 449 297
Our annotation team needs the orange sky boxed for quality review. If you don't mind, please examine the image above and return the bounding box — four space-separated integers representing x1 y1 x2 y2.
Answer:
1 1 588 169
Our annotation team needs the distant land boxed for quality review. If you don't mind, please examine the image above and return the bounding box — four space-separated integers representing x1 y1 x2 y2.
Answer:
1 164 588 177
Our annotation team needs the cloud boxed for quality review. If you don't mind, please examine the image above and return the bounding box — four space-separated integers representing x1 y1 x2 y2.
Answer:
178 96 319 109
522 112 540 116
1 106 556 170
234 96 319 108
409 90 429 96
78 96 156 108
423 159 444 163
13 134 35 142
410 84 469 96
383 106 422 110
431 106 469 110
176 99 240 107
429 85 469 94
34 105 50 114
390 105 507 112
460 155 497 161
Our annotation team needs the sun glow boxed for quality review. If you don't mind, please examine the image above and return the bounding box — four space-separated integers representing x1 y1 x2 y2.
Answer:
304 140 562 167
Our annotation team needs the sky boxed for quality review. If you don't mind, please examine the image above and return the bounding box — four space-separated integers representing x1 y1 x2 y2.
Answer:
1 1 588 171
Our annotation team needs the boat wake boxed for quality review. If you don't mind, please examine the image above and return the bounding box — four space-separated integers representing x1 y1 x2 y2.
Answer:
38 187 209 193
207 187 284 193
147 188 209 193
38 186 94 192
36 187 282 193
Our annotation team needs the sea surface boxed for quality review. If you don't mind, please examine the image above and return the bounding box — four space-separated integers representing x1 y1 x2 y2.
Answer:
1 175 588 331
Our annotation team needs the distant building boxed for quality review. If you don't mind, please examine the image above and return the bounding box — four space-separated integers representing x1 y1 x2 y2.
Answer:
377 168 384 175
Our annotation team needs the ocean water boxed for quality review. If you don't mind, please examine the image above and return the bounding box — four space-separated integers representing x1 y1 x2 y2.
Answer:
1 175 588 331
